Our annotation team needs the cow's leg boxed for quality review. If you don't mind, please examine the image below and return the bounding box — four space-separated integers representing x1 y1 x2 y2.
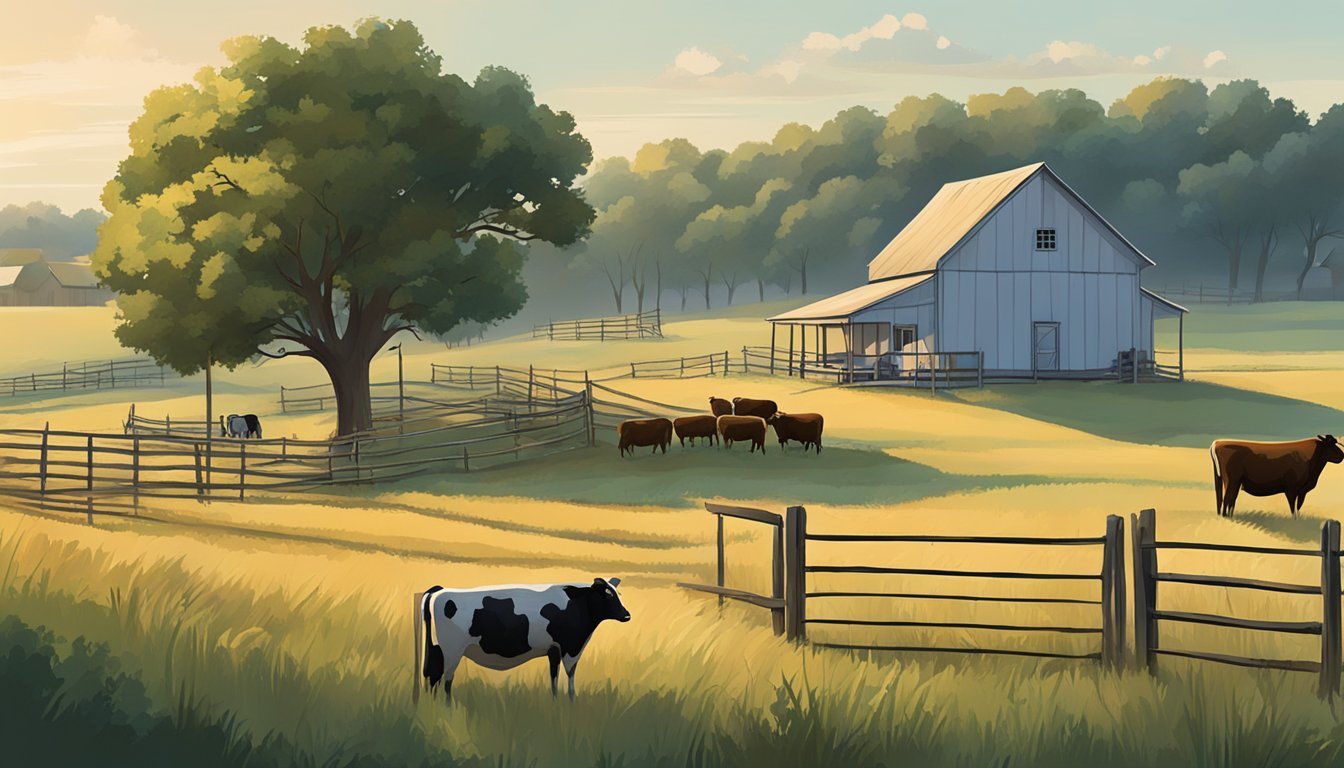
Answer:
1224 480 1241 518
439 643 466 705
548 646 561 698
562 655 581 700
1296 492 1308 516
1286 492 1297 518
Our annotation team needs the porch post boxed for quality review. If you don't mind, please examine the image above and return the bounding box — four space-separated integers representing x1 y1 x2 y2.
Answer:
800 324 807 380
844 324 854 384
770 322 777 375
1178 313 1185 382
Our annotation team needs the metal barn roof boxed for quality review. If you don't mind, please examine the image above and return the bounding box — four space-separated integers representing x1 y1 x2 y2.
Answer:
1140 287 1188 315
47 261 101 288
0 266 23 287
768 273 934 324
866 162 1154 281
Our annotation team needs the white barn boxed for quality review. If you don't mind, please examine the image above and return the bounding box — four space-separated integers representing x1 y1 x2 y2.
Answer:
768 162 1187 383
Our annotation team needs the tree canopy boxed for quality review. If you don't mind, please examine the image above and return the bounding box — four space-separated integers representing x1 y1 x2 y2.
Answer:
94 19 593 435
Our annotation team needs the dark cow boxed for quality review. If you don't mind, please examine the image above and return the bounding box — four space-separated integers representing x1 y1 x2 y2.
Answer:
1211 435 1343 517
772 413 824 454
673 415 718 447
732 397 778 420
219 414 262 439
717 415 767 454
617 418 672 456
420 579 630 703
708 397 733 417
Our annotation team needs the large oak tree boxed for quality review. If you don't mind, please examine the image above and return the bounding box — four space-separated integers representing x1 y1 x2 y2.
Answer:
94 20 593 435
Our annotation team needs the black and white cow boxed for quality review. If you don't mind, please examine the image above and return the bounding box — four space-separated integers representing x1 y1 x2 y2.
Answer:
419 578 630 703
220 414 262 439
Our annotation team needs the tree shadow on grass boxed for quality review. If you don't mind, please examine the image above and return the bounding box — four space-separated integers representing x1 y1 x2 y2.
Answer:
948 381 1344 448
382 442 1052 508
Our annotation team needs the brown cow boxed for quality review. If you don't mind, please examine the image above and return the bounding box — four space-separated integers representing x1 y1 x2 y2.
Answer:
708 397 733 417
617 418 673 456
717 415 767 454
772 413 824 454
673 415 718 447
732 397 778 420
1211 435 1343 517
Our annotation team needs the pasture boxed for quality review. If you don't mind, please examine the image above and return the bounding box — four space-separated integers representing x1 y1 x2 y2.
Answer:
3 300 1344 766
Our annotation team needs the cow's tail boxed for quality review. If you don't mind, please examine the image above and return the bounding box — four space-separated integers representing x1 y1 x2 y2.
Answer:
1210 442 1223 516
420 585 444 693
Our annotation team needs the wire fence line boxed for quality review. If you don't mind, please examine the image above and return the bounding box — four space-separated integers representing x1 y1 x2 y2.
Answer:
0 357 170 397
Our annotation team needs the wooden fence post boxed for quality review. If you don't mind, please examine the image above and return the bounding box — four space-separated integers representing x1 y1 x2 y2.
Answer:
1101 514 1126 670
723 351 729 377
584 373 596 447
784 505 808 642
772 521 785 636
194 443 204 498
528 365 535 406
495 365 501 396
280 386 287 413
1131 508 1157 674
462 446 470 472
131 436 140 514
412 591 424 705
239 442 247 501
1321 519 1341 699
716 514 725 609
39 422 49 495
86 435 94 493
630 362 637 379
86 496 94 526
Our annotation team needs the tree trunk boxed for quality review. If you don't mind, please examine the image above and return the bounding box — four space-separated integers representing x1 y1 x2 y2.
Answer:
1254 227 1276 303
1298 240 1318 300
757 277 765 302
796 249 810 295
329 354 374 436
700 266 712 310
1227 243 1242 304
678 285 687 311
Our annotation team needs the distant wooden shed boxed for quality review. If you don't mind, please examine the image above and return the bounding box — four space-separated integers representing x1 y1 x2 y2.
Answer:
0 257 113 307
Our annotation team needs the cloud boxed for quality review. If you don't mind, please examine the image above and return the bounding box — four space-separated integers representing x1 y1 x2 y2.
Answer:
1204 50 1228 69
802 13 902 53
83 15 155 60
936 36 951 50
901 13 929 30
673 47 723 76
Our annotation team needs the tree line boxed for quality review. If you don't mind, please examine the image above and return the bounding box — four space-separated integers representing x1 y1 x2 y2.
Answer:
571 78 1344 311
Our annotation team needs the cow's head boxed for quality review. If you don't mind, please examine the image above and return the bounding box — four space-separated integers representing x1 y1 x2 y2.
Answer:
1318 435 1343 464
590 577 631 623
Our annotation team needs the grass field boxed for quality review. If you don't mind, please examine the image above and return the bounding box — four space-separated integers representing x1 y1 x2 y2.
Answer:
3 300 1344 765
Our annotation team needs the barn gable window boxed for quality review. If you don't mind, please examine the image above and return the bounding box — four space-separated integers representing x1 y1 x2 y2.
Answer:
1035 228 1057 251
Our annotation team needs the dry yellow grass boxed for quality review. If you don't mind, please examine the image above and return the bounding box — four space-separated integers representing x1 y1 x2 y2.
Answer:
4 300 1344 765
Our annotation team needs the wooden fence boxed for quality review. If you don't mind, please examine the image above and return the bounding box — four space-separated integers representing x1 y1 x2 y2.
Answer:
741 346 984 390
680 504 1127 668
0 390 593 516
0 357 168 397
1131 508 1342 698
532 309 663 341
678 503 786 635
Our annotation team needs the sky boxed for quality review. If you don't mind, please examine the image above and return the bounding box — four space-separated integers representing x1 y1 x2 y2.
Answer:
3 0 1344 213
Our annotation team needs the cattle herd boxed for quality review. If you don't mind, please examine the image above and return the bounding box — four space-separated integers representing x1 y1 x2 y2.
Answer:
616 395 824 457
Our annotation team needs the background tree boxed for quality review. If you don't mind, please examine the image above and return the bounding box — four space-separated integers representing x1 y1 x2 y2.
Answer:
94 20 593 435
0 202 105 259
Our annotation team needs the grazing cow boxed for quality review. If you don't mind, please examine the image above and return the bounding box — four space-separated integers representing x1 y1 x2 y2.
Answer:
1210 434 1343 517
617 418 672 456
772 413 824 454
420 579 630 703
708 397 732 417
717 415 767 454
732 397 778 420
220 414 250 438
673 415 718 447
243 414 262 439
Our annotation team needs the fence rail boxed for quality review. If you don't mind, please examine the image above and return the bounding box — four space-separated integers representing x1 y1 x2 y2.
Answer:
681 504 1127 668
0 357 169 397
533 309 663 341
1131 508 1341 698
740 346 983 389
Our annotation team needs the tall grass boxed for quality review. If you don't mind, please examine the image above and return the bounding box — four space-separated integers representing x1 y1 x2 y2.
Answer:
5 527 1344 767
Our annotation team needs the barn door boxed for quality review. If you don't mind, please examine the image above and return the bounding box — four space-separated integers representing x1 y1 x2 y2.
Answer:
1033 322 1060 372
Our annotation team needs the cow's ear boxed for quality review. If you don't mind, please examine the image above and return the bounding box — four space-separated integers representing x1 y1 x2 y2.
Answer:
592 577 607 588
608 577 622 588
1320 435 1328 442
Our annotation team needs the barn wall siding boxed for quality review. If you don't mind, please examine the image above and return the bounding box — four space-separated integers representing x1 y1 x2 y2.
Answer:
933 171 1151 373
